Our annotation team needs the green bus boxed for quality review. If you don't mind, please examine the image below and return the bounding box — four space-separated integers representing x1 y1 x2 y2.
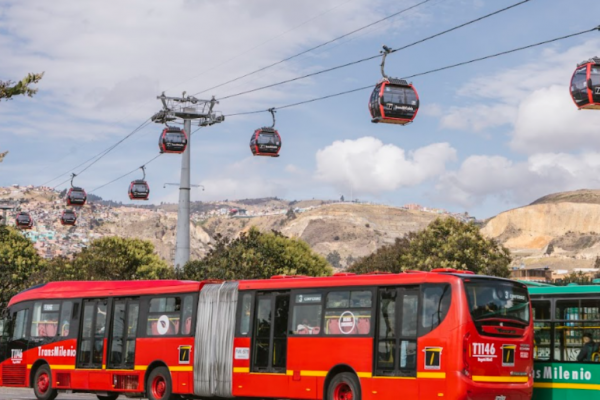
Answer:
525 283 600 399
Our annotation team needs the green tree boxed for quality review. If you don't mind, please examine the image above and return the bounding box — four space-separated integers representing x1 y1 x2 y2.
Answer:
348 236 412 274
183 227 332 280
349 218 512 277
399 218 511 277
0 226 43 308
36 256 86 282
44 236 173 281
0 72 44 100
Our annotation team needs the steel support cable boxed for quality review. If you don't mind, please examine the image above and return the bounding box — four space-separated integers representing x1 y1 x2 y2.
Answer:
217 0 533 101
44 119 152 187
40 2 358 185
225 26 599 117
89 127 204 193
168 0 356 93
86 26 599 192
89 154 162 193
191 0 437 97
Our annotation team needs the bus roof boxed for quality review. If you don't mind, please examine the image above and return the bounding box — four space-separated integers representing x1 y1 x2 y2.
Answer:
516 280 555 287
7 272 520 307
8 280 204 307
236 271 517 291
528 285 600 296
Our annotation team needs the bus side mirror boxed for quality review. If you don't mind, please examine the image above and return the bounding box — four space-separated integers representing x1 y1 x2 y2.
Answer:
588 78 593 90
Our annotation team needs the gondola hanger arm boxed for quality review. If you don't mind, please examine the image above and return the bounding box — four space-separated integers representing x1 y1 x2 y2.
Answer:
380 45 393 80
268 107 276 128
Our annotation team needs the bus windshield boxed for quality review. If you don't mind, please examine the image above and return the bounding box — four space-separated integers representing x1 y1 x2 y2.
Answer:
465 279 530 324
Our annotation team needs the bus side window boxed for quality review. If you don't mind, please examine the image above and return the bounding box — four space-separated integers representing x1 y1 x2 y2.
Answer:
59 301 73 338
31 302 60 339
181 295 194 335
12 309 29 341
325 289 373 335
237 293 253 336
146 296 182 336
291 292 323 335
419 284 452 336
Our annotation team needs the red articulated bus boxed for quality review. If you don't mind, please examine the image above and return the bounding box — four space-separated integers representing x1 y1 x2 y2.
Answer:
0 270 534 400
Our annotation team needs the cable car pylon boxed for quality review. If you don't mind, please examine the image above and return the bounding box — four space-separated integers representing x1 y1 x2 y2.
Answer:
150 92 224 272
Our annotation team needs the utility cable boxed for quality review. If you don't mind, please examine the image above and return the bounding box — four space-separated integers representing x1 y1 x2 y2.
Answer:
225 25 599 117
90 154 162 194
191 0 437 97
217 0 533 101
168 0 356 92
82 25 599 193
43 119 151 187
89 127 204 194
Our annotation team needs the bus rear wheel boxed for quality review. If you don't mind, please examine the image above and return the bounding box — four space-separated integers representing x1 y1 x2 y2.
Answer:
327 372 361 400
33 365 58 400
146 367 172 400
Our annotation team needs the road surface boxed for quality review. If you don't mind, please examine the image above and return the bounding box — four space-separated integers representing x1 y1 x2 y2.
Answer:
0 388 112 400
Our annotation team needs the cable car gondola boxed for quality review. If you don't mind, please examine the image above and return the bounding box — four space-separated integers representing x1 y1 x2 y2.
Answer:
250 108 281 157
15 211 33 229
159 126 188 154
66 174 87 206
129 166 150 200
60 209 77 226
369 46 419 125
570 56 600 110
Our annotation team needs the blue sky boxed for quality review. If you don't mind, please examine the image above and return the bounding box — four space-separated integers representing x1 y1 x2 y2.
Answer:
1 0 600 219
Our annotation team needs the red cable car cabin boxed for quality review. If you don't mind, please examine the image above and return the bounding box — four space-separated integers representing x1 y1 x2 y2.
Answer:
129 180 150 200
369 78 420 125
66 187 87 207
570 57 600 110
60 209 77 226
159 127 188 154
15 211 33 229
250 127 281 157
0 271 533 400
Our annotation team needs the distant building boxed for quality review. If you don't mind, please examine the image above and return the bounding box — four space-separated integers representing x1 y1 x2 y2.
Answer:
510 267 552 283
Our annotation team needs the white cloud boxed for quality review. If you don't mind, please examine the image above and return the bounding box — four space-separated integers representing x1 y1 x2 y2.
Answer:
437 151 600 207
0 0 392 132
315 137 457 194
509 85 600 152
440 103 517 133
432 38 600 149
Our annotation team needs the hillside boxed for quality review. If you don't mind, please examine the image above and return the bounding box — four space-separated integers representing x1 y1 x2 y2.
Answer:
482 190 600 273
0 186 448 268
530 189 600 206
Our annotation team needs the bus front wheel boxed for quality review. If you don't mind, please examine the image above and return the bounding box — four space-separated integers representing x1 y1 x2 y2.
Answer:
146 367 172 400
327 372 361 400
33 365 58 400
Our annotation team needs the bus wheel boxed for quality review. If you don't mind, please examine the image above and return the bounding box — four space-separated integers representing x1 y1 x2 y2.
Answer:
33 365 58 400
328 372 361 400
147 367 172 400
97 394 120 400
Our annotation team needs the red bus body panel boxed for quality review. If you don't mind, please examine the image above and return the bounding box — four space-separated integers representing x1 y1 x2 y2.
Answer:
2 275 532 400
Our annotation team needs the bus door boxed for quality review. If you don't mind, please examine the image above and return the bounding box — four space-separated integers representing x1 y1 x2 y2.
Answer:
107 298 139 370
250 291 290 398
1 303 30 385
373 286 419 398
77 299 109 372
